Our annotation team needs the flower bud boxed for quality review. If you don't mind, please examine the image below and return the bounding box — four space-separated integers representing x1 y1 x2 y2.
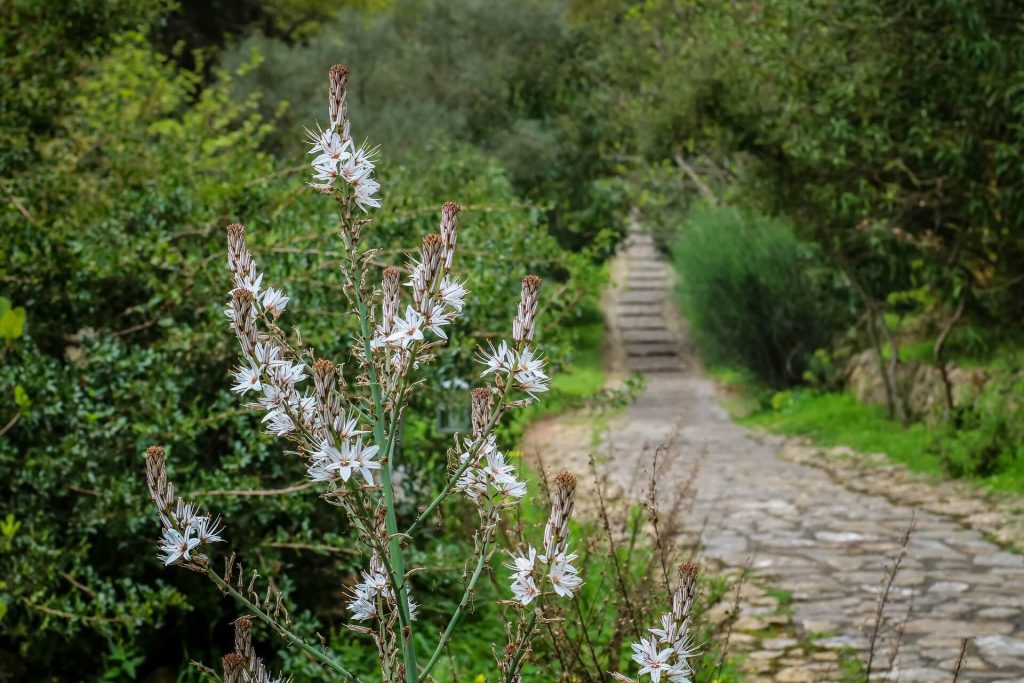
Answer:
328 64 349 130
471 387 492 436
543 470 577 558
513 274 542 342
673 562 699 629
412 234 443 309
230 289 259 359
439 202 461 270
222 654 245 683
382 267 401 334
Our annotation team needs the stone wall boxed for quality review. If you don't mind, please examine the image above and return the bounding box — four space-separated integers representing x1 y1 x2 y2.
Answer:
844 350 989 421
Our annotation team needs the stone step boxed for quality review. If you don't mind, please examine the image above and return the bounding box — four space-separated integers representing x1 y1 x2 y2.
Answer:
625 343 679 357
616 305 663 318
618 292 664 305
628 269 668 280
622 329 676 343
618 317 669 331
627 357 684 373
626 282 667 291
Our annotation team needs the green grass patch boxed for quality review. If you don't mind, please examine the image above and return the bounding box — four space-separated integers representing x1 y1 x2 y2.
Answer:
742 390 941 476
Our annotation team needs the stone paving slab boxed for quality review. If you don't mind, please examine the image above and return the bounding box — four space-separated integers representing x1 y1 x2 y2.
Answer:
575 228 1024 680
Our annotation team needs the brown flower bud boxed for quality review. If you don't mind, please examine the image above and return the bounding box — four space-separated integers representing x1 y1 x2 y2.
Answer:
440 202 461 269
222 654 245 683
543 470 578 558
513 274 542 342
328 64 349 128
382 266 401 334
471 387 493 436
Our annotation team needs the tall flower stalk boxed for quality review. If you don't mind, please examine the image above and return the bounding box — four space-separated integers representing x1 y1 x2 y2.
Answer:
142 65 582 682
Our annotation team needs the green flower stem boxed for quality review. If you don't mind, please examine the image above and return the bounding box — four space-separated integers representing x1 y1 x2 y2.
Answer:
506 609 538 682
405 371 516 537
205 567 362 682
418 522 497 680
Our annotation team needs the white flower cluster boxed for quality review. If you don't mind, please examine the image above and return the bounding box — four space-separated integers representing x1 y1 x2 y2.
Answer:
371 233 468 363
505 545 583 606
614 564 700 683
146 447 225 567
626 633 694 683
225 255 319 440
307 430 380 485
158 499 225 565
453 434 527 506
347 554 419 622
479 342 550 399
308 126 381 211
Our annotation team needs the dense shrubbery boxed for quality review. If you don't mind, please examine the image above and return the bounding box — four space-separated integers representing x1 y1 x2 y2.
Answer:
0 13 612 678
672 206 849 387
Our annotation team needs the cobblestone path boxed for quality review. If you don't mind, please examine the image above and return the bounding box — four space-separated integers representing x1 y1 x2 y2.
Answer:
532 232 1024 682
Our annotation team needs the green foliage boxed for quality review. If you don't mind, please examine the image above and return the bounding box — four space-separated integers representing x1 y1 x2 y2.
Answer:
932 350 1024 489
219 0 628 253
672 205 850 387
743 391 940 476
0 22 606 680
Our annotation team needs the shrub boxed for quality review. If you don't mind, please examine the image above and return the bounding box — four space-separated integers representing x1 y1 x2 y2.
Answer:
933 350 1024 486
671 205 848 387
0 31 604 680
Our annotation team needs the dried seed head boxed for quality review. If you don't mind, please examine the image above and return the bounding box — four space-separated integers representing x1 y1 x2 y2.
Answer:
328 64 349 129
513 274 542 342
543 470 578 558
145 445 174 516
382 266 401 334
440 202 461 269
471 387 493 436
222 654 245 683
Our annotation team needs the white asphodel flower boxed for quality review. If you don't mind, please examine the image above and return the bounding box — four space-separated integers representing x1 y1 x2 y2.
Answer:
515 346 546 378
231 360 262 395
547 552 583 598
387 306 425 348
234 270 264 298
348 438 381 485
510 574 540 606
192 515 225 545
262 288 289 319
631 637 675 683
333 412 368 440
353 176 381 212
494 476 527 501
505 546 537 577
421 301 451 340
439 275 468 312
478 341 513 376
159 526 200 566
312 156 341 185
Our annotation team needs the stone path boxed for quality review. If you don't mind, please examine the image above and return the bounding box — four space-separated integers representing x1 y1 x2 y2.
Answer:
531 231 1024 682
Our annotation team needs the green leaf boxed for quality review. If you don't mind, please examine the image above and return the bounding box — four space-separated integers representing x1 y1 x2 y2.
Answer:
0 300 26 340
14 385 30 414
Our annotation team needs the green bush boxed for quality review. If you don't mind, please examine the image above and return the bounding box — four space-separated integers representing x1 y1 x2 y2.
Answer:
0 28 605 680
933 350 1024 488
671 205 849 387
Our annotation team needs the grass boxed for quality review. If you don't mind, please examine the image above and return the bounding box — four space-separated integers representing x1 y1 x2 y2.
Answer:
742 391 941 477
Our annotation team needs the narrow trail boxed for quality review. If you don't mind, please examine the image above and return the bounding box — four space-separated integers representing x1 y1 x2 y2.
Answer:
527 231 1024 682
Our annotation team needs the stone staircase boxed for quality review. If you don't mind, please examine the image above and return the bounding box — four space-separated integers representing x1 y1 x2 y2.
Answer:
612 231 685 374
